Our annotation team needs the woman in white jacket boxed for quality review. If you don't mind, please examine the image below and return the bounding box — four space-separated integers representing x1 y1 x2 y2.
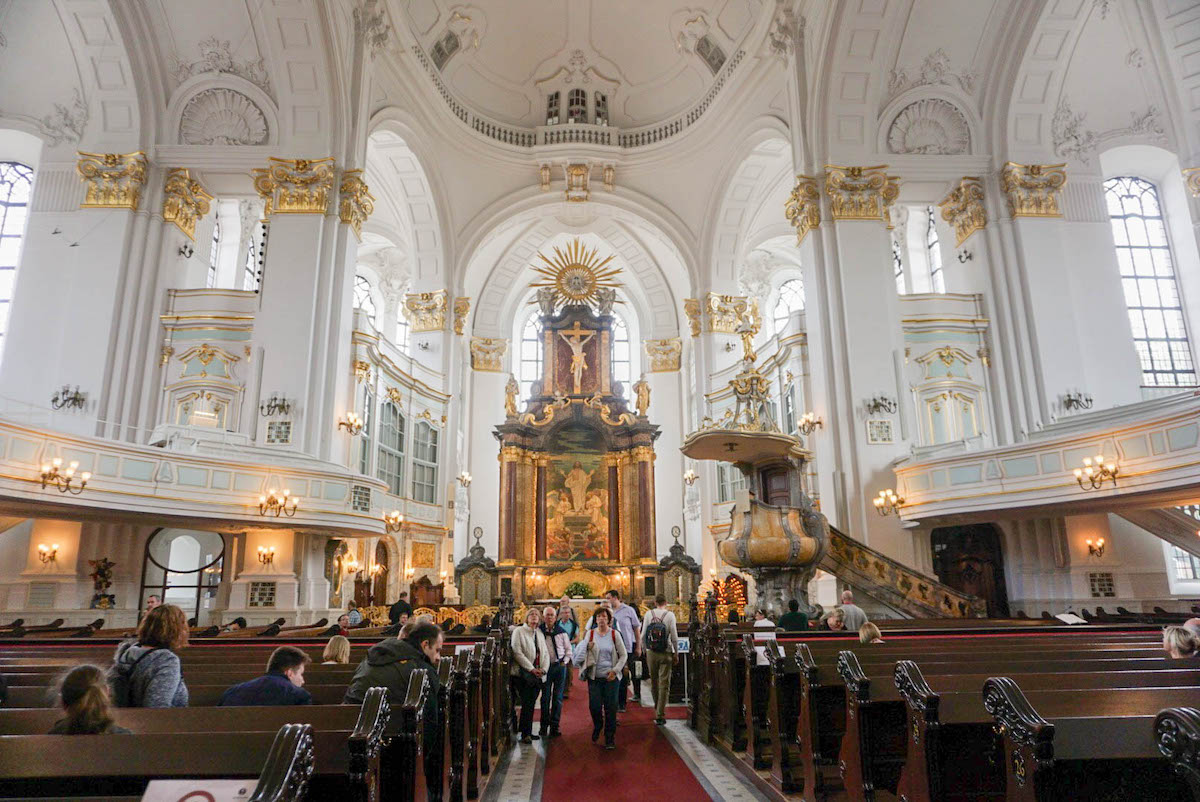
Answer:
510 608 551 743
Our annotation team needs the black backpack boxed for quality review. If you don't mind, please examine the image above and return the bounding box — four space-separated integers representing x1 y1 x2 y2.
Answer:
109 645 158 707
645 610 670 653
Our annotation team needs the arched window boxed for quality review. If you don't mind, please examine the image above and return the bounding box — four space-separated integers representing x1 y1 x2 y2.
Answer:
354 275 378 329
243 219 265 292
892 234 905 293
519 312 543 399
1105 176 1196 386
594 92 609 126
0 162 33 363
395 315 410 354
139 529 225 626
377 400 405 496
925 206 944 294
431 30 460 70
611 312 631 390
546 92 561 125
207 217 220 288
568 89 588 124
411 420 439 503
773 278 805 332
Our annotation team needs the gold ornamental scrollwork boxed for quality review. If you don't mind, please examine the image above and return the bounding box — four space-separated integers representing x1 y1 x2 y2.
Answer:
644 338 682 372
683 298 702 337
824 165 899 223
999 162 1066 218
784 175 821 245
354 360 372 383
252 157 336 217
385 386 403 405
705 293 758 334
585 392 637 426
519 394 570 426
405 290 448 333
77 151 149 211
338 169 374 239
453 297 470 335
162 168 213 240
1184 167 1200 198
470 337 506 371
938 176 986 246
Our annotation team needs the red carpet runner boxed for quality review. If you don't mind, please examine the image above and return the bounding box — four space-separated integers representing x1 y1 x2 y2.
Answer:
537 671 708 801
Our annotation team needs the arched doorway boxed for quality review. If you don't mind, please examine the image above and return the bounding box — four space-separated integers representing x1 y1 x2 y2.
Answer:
140 529 226 625
930 524 1009 617
372 539 389 605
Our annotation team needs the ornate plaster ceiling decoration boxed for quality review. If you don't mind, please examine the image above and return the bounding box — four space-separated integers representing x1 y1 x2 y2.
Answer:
179 88 268 146
170 36 272 96
887 49 976 103
887 98 971 155
1052 96 1165 163
393 0 765 129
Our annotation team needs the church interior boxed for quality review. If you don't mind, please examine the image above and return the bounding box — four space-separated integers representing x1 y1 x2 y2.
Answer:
3 0 1200 800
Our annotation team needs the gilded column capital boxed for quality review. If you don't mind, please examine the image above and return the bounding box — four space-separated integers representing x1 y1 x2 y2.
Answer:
705 293 759 334
353 360 372 383
1184 167 1200 198
251 157 336 216
161 168 213 240
77 151 148 211
453 297 470 335
683 298 702 337
470 337 506 371
999 162 1066 218
938 176 987 246
405 290 448 332
824 164 899 223
338 169 374 239
630 445 656 462
784 175 821 244
644 338 682 372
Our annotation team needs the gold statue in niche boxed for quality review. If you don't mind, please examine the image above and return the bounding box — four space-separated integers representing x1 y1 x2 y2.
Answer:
558 321 595 394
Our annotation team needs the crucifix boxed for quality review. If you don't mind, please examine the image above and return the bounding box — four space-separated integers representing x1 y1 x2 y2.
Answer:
558 321 596 394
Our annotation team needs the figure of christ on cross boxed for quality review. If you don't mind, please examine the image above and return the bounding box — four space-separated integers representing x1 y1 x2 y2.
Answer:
558 321 596 394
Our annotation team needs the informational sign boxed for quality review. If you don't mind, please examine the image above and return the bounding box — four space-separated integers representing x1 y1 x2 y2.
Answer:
676 636 690 654
456 643 477 654
142 780 257 801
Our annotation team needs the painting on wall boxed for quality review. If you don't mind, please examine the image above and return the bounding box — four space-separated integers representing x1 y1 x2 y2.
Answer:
546 454 609 561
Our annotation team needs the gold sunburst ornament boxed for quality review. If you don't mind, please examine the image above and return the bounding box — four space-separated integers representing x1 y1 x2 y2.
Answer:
530 238 623 308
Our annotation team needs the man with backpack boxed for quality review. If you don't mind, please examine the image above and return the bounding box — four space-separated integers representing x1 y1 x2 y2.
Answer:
639 594 678 725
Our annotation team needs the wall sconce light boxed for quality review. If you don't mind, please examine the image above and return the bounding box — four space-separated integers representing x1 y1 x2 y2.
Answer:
440 570 448 583
256 545 276 565
873 488 905 516
683 469 698 486
258 488 299 517
404 566 415 580
369 562 386 577
37 543 59 564
384 510 403 533
344 554 360 574
457 471 472 487
40 458 90 494
1086 537 1106 558
259 394 292 417
798 412 823 435
338 412 364 436
50 386 86 411
1074 454 1118 490
178 242 194 259
865 395 898 415
1063 392 1094 411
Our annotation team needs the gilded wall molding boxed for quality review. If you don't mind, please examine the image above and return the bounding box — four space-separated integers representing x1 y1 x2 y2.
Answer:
77 151 148 211
1184 167 1200 198
784 175 821 245
470 337 506 371
705 293 758 334
405 290 448 332
354 359 372 383
161 168 213 241
824 164 899 223
453 297 470 335
251 157 336 216
683 298 702 337
644 338 682 372
338 169 374 239
938 176 986 246
1000 162 1066 218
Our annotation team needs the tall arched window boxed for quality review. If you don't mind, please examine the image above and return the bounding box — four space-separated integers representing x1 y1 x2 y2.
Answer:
594 92 609 125
1105 176 1195 386
207 217 220 288
611 312 631 390
892 234 906 293
139 529 225 626
395 315 410 354
354 275 378 329
773 278 805 332
377 400 406 496
546 92 561 125
411 420 439 503
926 206 945 294
0 162 33 363
519 312 543 399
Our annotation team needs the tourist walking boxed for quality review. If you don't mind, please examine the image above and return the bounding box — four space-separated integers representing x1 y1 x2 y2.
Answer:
540 606 571 737
839 589 869 632
639 594 678 725
557 605 579 699
604 589 641 711
511 608 550 743
573 606 627 750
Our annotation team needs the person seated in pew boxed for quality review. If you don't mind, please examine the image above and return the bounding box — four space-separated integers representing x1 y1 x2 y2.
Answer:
1162 625 1200 659
838 589 869 632
381 611 409 637
322 635 351 664
109 603 189 708
50 665 130 735
138 594 160 623
819 607 846 631
1184 618 1200 639
858 622 884 644
218 646 313 707
388 591 413 626
335 614 353 637
778 598 809 632
346 602 363 626
471 614 491 635
753 608 776 666
219 616 247 634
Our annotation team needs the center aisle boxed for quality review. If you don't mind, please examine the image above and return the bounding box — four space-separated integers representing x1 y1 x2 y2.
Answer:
538 670 709 801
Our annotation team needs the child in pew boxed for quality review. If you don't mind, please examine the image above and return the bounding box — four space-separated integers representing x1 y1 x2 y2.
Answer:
109 603 189 708
322 635 351 664
51 665 131 735
858 622 885 644
218 646 312 706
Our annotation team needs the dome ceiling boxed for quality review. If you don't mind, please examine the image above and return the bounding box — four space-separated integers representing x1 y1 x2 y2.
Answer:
393 0 768 129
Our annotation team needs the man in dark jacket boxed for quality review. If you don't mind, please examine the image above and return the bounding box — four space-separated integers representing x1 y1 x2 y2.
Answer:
218 646 312 706
388 592 414 625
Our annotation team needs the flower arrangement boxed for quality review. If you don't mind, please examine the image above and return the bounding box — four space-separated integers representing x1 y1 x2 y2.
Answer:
563 581 592 599
88 557 116 609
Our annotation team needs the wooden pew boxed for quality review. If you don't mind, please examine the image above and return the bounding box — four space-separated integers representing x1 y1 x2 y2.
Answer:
1154 707 1200 802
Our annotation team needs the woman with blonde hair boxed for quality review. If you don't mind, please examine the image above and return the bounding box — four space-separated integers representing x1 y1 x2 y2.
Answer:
821 607 846 631
109 603 189 707
1163 625 1200 659
322 634 351 664
51 665 130 734
859 622 884 644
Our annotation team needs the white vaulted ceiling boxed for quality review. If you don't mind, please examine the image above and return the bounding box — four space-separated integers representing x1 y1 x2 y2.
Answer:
391 0 768 129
